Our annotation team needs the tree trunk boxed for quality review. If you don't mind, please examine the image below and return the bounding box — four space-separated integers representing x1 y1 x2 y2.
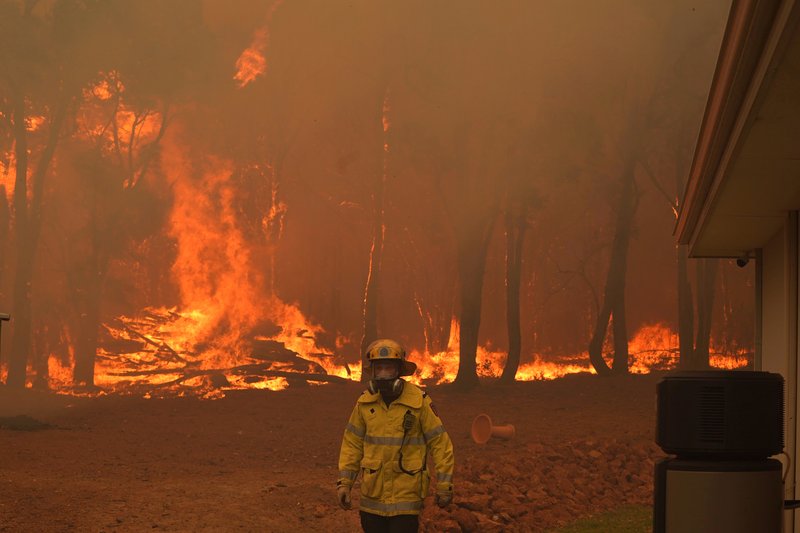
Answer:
588 164 637 375
719 263 731 352
454 215 496 389
588 301 613 375
8 246 33 388
414 288 453 355
6 93 30 388
611 295 629 373
73 282 101 387
677 244 695 368
693 258 718 368
360 96 388 381
501 209 527 383
360 218 383 380
7 97 68 388
74 214 107 387
0 188 8 298
433 308 453 353
29 327 49 391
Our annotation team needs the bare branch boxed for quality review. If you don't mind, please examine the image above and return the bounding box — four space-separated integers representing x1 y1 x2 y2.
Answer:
639 157 678 219
132 101 171 188
553 260 600 316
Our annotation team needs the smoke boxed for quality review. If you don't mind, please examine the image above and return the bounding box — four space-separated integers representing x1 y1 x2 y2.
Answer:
0 0 749 389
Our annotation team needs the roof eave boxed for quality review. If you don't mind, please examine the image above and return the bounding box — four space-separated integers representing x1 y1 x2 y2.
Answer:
676 0 783 249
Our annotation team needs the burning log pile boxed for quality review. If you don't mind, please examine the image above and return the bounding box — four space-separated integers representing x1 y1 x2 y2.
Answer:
421 437 661 532
94 307 349 397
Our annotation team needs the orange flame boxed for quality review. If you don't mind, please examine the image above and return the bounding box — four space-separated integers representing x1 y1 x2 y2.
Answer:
52 312 752 396
78 73 162 180
85 137 353 397
165 152 262 368
0 152 16 200
382 91 391 135
233 0 285 88
234 36 267 88
25 115 46 132
408 320 750 385
11 109 749 396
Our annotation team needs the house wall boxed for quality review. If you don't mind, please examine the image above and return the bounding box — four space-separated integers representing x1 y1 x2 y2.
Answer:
759 212 799 532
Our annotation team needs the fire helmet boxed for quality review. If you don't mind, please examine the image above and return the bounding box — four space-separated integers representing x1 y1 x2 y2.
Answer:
365 339 417 377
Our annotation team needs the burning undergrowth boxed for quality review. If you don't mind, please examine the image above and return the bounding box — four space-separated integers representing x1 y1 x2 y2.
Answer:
47 314 748 399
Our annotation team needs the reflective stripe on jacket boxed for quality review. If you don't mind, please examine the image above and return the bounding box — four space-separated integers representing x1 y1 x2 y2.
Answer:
337 381 455 516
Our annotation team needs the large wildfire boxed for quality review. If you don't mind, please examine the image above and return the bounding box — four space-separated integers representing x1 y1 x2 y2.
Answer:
1 4 752 533
23 79 750 398
0 0 751 399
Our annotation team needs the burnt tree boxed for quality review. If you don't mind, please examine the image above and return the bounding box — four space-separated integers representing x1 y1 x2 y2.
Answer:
500 204 528 383
453 213 497 388
73 94 170 387
360 89 391 380
64 0 218 386
588 161 638 375
1 0 118 387
637 1 729 370
0 186 8 298
690 258 719 368
7 95 68 387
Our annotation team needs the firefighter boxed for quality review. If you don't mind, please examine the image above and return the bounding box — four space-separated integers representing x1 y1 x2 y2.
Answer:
337 339 454 532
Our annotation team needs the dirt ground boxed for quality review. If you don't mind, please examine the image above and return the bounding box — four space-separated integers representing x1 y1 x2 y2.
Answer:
0 373 664 532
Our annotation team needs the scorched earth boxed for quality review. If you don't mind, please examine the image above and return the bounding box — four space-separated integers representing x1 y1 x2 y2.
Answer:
0 373 661 532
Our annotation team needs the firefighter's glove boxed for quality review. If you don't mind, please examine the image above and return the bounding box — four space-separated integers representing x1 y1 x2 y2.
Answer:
435 491 453 508
337 485 352 510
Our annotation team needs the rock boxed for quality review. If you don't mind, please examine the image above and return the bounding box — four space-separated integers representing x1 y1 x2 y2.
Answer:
525 488 546 501
461 480 478 492
513 504 529 518
539 508 556 522
451 507 479 532
528 443 545 454
534 498 554 511
474 513 505 533
556 477 574 494
552 506 572 523
437 519 461 532
498 463 518 478
490 497 514 513
458 494 491 511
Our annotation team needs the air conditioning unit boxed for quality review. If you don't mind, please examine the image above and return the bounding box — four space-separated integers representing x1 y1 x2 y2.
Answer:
656 371 783 458
653 371 785 533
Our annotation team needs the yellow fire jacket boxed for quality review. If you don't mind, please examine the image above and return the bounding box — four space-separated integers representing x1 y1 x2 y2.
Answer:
337 381 455 516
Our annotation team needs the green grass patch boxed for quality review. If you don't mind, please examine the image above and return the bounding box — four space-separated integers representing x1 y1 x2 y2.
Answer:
549 505 652 533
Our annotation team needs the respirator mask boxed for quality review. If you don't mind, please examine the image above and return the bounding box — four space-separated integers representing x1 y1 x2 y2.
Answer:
368 360 404 395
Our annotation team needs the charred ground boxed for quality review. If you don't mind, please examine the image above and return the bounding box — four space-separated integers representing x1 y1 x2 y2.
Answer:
0 373 660 532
